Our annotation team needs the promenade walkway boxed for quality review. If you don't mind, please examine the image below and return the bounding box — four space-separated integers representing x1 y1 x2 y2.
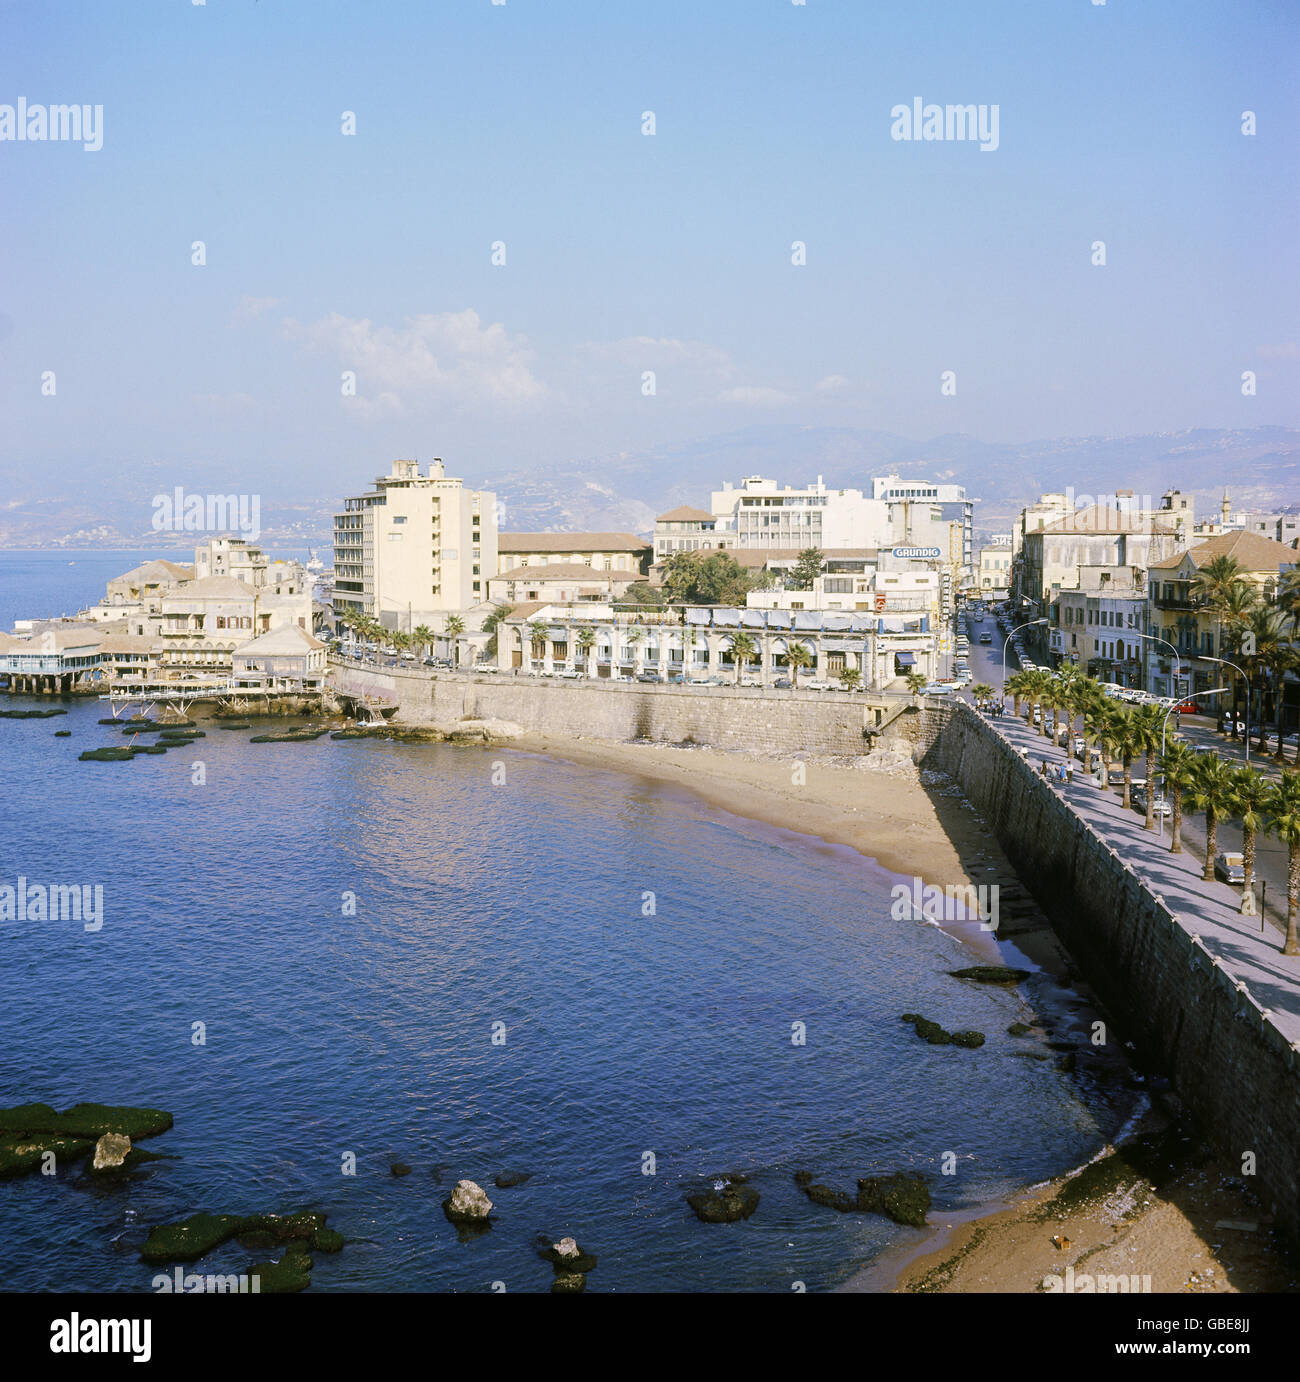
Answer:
975 701 1300 1047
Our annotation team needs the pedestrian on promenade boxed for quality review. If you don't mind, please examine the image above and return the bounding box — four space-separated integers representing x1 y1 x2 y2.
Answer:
1066 763 1074 785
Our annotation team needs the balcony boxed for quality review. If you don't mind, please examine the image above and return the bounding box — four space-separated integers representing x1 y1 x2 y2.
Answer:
1151 595 1203 612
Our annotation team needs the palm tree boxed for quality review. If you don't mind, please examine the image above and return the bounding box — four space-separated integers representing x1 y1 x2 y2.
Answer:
575 625 597 678
970 682 994 709
1241 606 1284 756
1230 765 1272 915
1005 670 1031 718
786 642 814 689
444 614 466 668
1265 771 1300 956
1159 741 1198 854
1083 701 1119 787
413 624 435 659
526 619 548 669
1110 705 1139 810
1187 753 1236 883
838 666 862 691
625 624 646 674
730 632 757 685
904 669 926 704
1131 704 1165 830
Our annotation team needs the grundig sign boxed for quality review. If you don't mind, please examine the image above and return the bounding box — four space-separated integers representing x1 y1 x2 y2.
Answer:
892 546 941 559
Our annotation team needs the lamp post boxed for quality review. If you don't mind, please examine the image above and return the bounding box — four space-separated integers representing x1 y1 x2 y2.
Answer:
1002 618 1049 707
1136 631 1181 699
1159 686 1229 838
1203 657 1250 762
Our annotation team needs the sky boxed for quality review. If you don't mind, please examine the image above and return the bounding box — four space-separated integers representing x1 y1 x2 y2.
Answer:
1 0 1297 504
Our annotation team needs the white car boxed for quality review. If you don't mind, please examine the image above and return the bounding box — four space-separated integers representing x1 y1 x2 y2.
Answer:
805 679 833 691
556 668 583 679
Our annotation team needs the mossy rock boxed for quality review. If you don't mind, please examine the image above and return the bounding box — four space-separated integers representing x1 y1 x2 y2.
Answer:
0 1102 173 1140
156 718 197 728
128 743 168 755
248 1248 313 1294
793 1170 813 1188
0 1132 94 1178
120 724 157 735
1007 1022 1032 1036
158 730 204 740
215 723 252 730
0 707 67 718
141 1209 328 1264
80 747 135 762
950 1030 986 1048
901 1014 952 1045
686 1183 760 1223
948 966 1031 985
390 1161 412 1177
249 729 327 743
857 1172 931 1227
312 1228 345 1253
802 1182 857 1213
54 730 71 737
551 1272 587 1293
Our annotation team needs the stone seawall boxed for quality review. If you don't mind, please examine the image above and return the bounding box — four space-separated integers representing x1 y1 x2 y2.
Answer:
330 662 900 757
922 700 1300 1241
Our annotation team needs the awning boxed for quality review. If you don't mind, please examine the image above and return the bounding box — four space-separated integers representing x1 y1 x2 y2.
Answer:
896 652 916 665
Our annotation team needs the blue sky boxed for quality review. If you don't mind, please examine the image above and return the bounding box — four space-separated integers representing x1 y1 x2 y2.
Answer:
1 0 1297 501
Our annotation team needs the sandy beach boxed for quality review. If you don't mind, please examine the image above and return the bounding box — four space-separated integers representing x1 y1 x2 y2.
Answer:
509 729 1296 1295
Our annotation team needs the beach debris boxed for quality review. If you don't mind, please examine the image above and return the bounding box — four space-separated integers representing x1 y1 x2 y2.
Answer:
687 1176 760 1223
442 1178 493 1225
1051 1234 1071 1251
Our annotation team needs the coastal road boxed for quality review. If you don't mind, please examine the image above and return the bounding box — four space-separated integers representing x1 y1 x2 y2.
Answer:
952 624 1300 1043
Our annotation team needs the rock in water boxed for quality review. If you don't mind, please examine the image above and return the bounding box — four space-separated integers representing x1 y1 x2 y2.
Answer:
554 1236 579 1260
443 1179 493 1224
857 1172 931 1227
91 1132 131 1171
686 1182 760 1223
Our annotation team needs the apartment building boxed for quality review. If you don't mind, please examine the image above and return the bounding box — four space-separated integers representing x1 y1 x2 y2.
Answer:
497 532 651 576
332 458 498 631
710 475 893 552
653 507 728 562
871 474 975 579
1053 568 1152 689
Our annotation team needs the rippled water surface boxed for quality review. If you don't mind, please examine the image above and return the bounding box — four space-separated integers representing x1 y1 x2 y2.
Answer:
1 553 1131 1291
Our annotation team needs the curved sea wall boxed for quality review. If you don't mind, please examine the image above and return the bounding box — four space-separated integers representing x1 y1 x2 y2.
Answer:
329 661 901 757
920 701 1300 1242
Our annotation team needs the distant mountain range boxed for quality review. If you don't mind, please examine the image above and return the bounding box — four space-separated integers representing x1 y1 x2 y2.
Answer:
3 425 1297 549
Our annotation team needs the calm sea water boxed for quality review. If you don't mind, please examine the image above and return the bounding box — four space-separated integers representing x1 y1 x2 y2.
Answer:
1 552 1131 1292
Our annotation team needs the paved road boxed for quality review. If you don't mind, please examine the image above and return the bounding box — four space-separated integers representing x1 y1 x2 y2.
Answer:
957 608 1300 1044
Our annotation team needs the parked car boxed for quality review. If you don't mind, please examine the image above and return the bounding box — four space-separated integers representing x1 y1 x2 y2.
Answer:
635 671 661 683
1132 785 1172 818
557 668 584 680
921 684 952 695
805 679 833 691
772 676 792 689
978 632 993 644
1214 852 1245 884
1072 734 1087 753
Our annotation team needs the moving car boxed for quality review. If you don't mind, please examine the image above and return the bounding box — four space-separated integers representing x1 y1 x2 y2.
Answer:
1214 852 1245 884
1132 785 1172 818
978 632 993 644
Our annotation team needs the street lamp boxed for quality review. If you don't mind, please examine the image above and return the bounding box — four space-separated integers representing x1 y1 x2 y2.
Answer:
1136 631 1180 698
1204 657 1250 763
1002 618 1049 707
1158 687 1229 838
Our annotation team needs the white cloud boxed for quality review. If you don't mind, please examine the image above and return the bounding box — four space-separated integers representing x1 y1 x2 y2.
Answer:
282 309 546 412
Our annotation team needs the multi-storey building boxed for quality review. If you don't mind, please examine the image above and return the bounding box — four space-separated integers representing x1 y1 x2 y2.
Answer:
1054 568 1152 689
871 474 975 581
497 532 651 577
653 507 729 562
710 476 893 552
332 458 498 631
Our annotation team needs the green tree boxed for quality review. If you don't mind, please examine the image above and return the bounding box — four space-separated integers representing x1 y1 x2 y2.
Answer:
905 669 926 702
444 613 466 668
1265 771 1300 956
480 604 513 659
730 632 758 684
789 548 825 591
786 641 814 688
838 666 862 691
620 581 664 608
1187 753 1236 884
1131 704 1166 831
1159 741 1198 854
575 624 597 676
413 624 435 659
661 551 754 606
1230 765 1272 916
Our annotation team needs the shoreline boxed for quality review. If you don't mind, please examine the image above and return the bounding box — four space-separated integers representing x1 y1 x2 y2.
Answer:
508 729 1294 1294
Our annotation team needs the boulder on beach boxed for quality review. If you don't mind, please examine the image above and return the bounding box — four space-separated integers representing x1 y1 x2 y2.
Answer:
686 1180 760 1223
442 1179 493 1224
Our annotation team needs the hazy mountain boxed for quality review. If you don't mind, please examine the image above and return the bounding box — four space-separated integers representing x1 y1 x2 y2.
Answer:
3 426 1296 548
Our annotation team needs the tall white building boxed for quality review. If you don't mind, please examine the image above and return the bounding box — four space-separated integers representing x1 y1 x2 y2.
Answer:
871 474 974 579
332 458 498 631
709 476 892 551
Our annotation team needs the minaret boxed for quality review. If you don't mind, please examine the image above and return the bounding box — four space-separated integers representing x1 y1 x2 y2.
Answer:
1221 490 1231 527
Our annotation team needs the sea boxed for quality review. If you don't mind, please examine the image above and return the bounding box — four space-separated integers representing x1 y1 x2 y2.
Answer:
0 551 1137 1292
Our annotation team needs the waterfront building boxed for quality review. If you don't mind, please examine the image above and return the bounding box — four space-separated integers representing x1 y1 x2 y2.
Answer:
332 458 498 632
1146 529 1300 698
1053 568 1152 689
1013 505 1181 667
497 531 651 577
488 563 641 606
230 625 327 692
